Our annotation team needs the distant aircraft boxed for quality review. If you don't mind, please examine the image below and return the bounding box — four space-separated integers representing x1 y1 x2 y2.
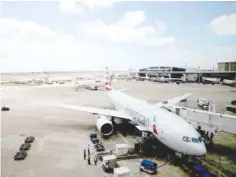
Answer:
42 67 206 158
72 79 105 91
202 77 220 84
11 78 36 84
158 77 170 83
222 77 236 86
43 76 73 84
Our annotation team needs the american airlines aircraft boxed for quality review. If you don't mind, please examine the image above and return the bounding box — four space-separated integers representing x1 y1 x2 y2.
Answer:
222 78 236 86
43 68 206 157
202 77 220 84
72 79 105 90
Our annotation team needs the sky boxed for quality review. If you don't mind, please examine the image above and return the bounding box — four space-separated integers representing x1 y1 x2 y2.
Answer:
0 0 236 72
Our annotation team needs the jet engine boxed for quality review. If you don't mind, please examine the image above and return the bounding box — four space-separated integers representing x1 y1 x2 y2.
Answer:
96 115 113 136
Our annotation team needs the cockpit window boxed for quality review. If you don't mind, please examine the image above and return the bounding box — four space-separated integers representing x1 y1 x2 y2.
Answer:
198 137 203 142
182 136 191 142
182 136 201 143
192 138 199 143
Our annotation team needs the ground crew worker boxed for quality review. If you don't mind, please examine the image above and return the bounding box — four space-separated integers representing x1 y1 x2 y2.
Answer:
88 145 90 156
87 156 90 165
94 155 97 165
84 149 86 160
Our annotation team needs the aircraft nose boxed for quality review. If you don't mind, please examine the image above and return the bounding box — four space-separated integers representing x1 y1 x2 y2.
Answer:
196 144 207 156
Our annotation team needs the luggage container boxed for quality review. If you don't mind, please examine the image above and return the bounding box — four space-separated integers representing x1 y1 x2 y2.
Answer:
116 144 128 156
140 159 157 174
113 167 131 177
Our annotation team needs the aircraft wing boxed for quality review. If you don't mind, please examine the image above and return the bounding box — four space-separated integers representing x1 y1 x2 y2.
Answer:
155 93 192 107
38 102 132 120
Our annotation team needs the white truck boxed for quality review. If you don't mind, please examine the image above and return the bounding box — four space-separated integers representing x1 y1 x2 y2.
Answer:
197 98 210 110
114 167 131 177
158 77 169 83
102 155 119 173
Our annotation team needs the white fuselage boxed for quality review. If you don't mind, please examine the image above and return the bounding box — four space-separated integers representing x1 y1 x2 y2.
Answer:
73 79 104 90
202 77 219 84
107 90 206 156
222 79 236 86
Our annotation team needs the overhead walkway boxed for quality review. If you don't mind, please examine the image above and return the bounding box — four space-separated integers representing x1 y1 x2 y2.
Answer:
163 105 236 136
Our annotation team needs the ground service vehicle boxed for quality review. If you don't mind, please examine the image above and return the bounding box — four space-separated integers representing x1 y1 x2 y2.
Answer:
94 144 105 152
25 136 35 143
14 151 27 160
102 155 118 173
140 159 157 174
92 138 99 144
97 151 110 161
20 143 31 150
90 133 99 144
190 165 209 177
198 172 213 177
197 98 210 110
2 106 10 111
231 100 236 105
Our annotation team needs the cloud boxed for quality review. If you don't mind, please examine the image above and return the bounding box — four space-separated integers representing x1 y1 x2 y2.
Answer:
1 17 234 73
84 11 175 47
0 17 124 72
60 0 115 15
209 13 236 36
0 17 57 42
81 0 115 9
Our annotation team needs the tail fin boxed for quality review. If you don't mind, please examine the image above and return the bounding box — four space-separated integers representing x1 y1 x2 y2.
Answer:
105 66 113 92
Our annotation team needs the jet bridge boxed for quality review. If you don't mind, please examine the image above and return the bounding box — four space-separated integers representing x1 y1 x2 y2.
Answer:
163 105 236 141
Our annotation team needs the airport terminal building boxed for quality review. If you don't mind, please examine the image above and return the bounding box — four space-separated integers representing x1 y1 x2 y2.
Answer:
136 63 236 82
139 66 185 77
218 61 236 72
137 66 198 82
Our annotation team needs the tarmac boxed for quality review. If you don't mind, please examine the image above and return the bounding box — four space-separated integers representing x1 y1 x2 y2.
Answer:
1 79 236 177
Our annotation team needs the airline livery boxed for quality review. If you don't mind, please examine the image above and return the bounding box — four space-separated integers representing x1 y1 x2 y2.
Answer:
43 68 206 157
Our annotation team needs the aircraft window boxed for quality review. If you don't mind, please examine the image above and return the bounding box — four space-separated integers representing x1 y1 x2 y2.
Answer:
183 136 200 143
192 138 199 143
182 136 191 142
198 137 203 143
162 100 168 104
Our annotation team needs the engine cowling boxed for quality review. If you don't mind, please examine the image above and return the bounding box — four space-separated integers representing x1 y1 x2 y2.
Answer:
96 115 113 136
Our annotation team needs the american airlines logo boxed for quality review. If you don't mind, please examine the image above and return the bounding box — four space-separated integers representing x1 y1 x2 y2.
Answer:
125 105 149 127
